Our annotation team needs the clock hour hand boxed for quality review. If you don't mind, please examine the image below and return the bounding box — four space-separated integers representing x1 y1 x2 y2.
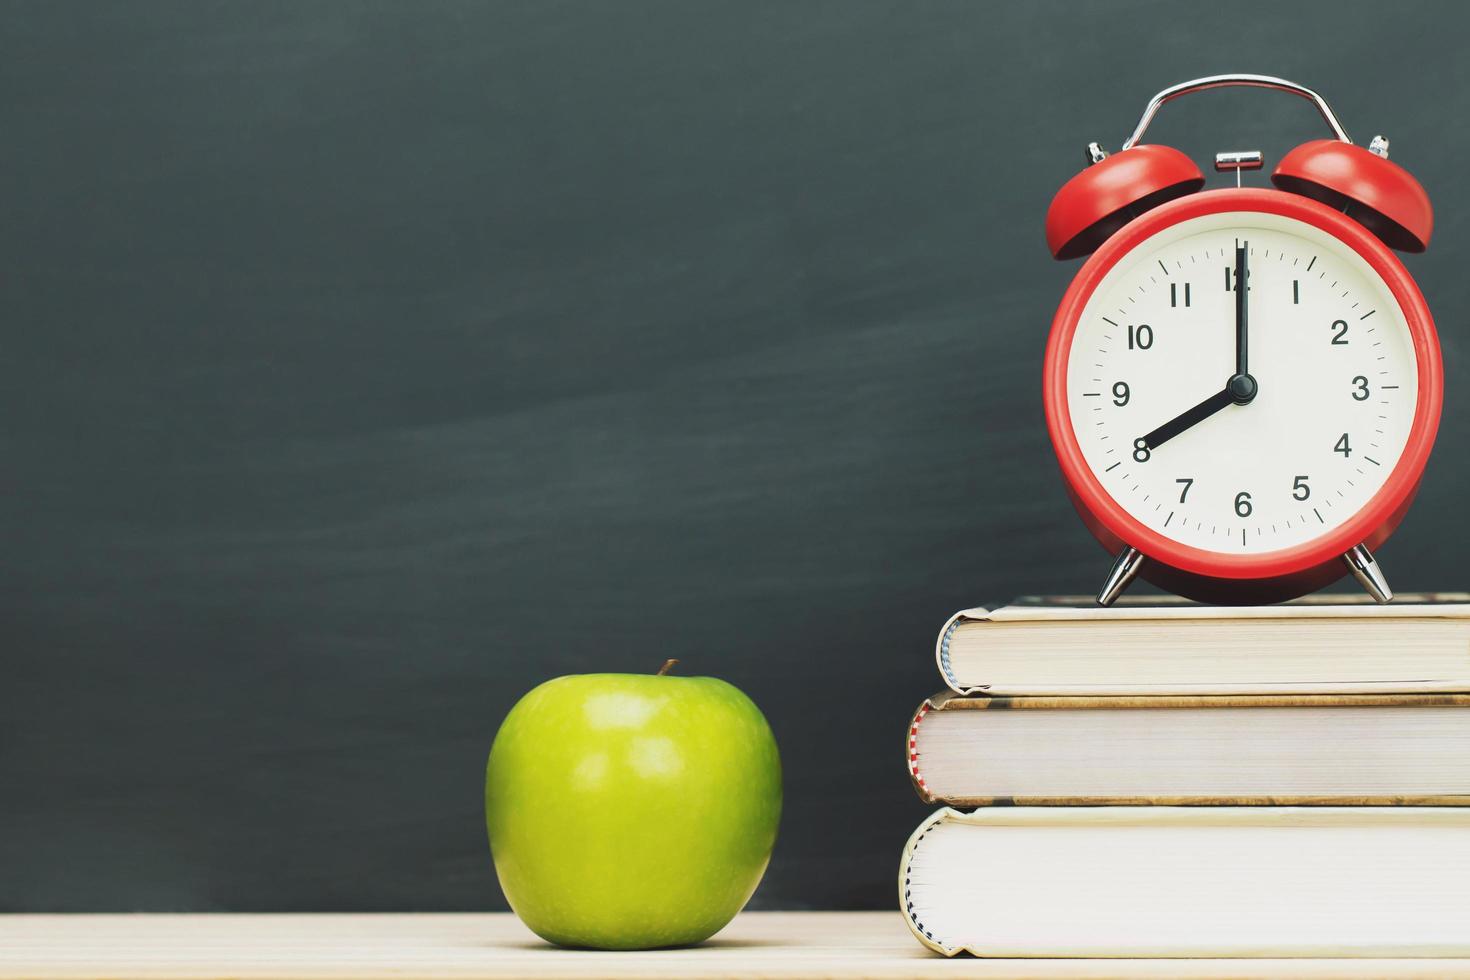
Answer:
1143 244 1257 453
1143 370 1259 451
1142 386 1234 450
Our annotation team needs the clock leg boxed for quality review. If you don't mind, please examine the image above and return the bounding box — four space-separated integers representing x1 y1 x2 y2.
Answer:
1096 546 1145 607
1343 544 1394 604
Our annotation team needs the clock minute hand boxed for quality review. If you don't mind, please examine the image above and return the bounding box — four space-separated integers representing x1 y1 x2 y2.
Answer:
1235 243 1248 376
1142 386 1234 450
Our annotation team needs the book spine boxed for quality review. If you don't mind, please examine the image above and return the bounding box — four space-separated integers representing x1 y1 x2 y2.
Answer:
906 698 936 804
933 610 977 694
898 807 960 957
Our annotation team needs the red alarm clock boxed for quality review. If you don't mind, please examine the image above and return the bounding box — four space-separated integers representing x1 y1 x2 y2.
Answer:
1042 75 1441 606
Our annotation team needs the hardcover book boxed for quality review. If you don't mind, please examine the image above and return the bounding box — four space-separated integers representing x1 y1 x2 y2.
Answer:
936 593 1470 696
901 806 1470 957
908 691 1470 806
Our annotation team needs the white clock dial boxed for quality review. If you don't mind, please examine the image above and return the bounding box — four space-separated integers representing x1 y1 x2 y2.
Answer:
1066 211 1418 554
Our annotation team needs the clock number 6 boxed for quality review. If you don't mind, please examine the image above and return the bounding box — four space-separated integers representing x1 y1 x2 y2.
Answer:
1234 491 1253 518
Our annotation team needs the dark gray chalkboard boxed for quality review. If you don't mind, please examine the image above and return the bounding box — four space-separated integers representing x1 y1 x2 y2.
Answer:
2 0 1466 911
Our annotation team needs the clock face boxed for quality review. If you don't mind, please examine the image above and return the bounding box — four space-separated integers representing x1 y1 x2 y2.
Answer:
1065 210 1420 556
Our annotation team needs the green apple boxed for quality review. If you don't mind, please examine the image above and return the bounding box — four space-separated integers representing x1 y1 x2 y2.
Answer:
485 660 781 949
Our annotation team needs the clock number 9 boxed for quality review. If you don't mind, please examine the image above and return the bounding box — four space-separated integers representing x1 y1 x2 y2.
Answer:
1133 438 1150 463
1352 375 1371 400
1112 381 1130 406
1234 491 1253 518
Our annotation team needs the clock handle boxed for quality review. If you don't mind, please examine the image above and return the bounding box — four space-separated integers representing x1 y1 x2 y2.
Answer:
1096 546 1146 607
1344 544 1394 604
1120 74 1352 151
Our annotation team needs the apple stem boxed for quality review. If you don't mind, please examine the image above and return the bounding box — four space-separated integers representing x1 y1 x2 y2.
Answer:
657 658 679 676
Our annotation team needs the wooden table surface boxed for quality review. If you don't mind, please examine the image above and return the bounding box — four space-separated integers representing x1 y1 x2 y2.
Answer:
3 911 1469 979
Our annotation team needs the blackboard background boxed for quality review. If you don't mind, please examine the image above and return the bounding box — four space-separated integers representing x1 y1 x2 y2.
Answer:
3 0 1466 912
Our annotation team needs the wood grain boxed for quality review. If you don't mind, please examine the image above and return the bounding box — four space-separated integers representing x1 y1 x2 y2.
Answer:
1 913 1469 979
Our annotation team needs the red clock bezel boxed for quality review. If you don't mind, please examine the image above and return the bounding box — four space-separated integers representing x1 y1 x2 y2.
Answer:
1043 187 1442 582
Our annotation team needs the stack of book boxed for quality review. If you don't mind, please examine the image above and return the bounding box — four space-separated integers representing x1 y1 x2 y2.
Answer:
900 595 1470 957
